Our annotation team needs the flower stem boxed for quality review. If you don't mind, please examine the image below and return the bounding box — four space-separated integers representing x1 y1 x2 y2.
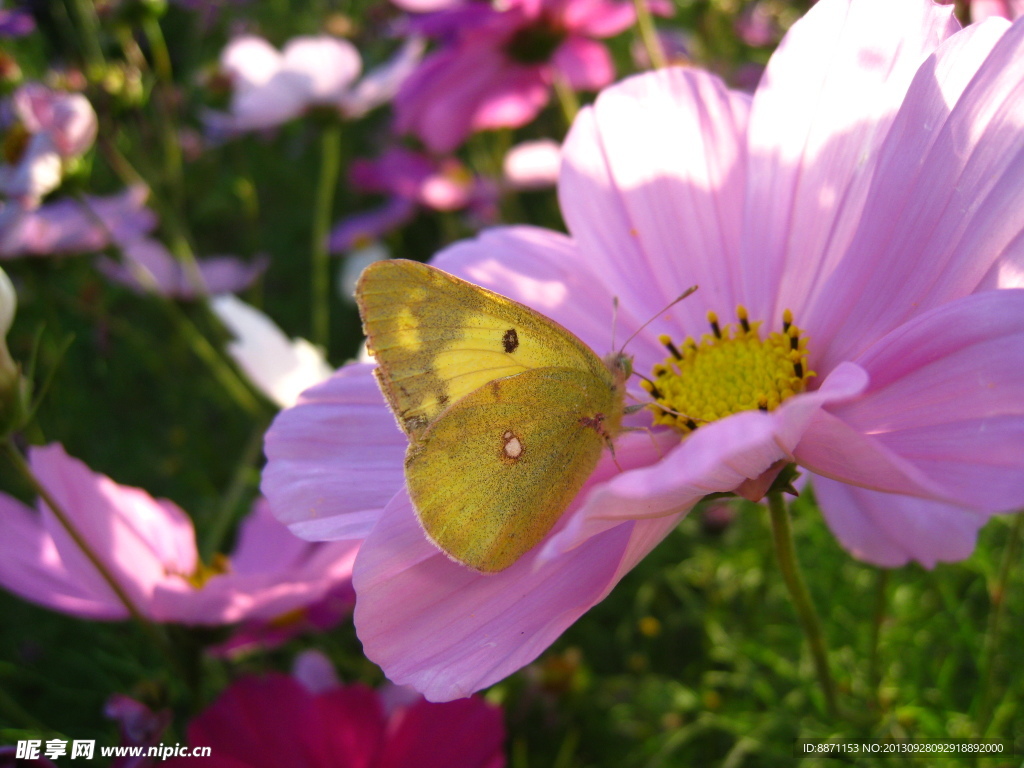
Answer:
311 122 343 350
552 74 579 130
976 512 1023 735
868 568 889 708
634 0 667 70
766 489 839 719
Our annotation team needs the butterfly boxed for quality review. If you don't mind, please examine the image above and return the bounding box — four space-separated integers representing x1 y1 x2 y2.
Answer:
356 259 637 573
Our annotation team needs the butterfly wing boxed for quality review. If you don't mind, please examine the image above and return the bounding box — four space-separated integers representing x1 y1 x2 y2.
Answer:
356 259 608 438
404 366 621 572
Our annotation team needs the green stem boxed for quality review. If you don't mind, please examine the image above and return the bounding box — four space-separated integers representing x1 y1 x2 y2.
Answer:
140 14 186 212
70 0 106 74
976 512 1023 735
868 568 889 709
311 122 343 350
634 0 667 70
766 489 839 719
200 421 269 560
168 306 266 418
551 74 580 130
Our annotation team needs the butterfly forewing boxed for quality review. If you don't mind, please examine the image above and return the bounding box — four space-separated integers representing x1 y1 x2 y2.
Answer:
356 260 607 439
405 367 620 572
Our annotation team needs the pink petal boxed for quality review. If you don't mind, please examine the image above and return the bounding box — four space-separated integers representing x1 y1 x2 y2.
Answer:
502 139 561 190
469 65 549 131
221 36 283 89
551 36 614 91
329 197 417 253
354 486 681 701
971 0 1024 22
541 362 868 558
816 290 1024 512
560 0 637 37
29 444 197 612
261 363 407 541
228 498 310 573
744 0 959 327
803 17 1024 369
0 186 156 258
377 697 506 768
395 42 525 152
813 476 987 568
559 68 750 339
341 37 426 118
0 493 127 619
98 239 267 299
280 35 362 102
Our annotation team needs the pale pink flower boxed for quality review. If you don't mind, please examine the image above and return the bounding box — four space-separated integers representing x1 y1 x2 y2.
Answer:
971 0 1024 21
0 186 155 258
394 0 640 152
96 238 268 300
0 83 97 205
502 138 561 190
263 0 1024 700
213 35 421 132
163 672 506 768
211 294 333 409
0 444 358 625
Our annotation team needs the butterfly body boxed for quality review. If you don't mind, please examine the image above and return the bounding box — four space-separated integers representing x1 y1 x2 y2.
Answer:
356 259 628 572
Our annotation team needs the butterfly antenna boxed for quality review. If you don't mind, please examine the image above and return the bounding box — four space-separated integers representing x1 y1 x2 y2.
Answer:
618 286 698 354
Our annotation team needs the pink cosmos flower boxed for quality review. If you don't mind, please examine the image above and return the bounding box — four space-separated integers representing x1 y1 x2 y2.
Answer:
0 443 358 625
263 0 1024 700
971 0 1024 21
0 83 97 205
0 186 156 258
212 35 422 133
329 147 491 252
394 0 639 152
163 673 506 768
96 237 269 299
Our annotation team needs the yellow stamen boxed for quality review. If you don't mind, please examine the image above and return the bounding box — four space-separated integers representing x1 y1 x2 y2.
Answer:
181 553 231 589
643 307 815 434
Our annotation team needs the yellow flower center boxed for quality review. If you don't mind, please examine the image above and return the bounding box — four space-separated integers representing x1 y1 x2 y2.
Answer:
643 307 815 434
181 553 231 589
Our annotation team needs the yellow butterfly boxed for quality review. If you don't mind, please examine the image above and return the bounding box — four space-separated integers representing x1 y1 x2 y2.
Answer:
356 259 635 573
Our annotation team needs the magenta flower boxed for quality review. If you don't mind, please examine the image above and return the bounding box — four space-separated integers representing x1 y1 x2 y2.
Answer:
0 83 97 205
263 0 1024 700
164 673 505 768
0 186 156 258
329 147 492 251
96 237 268 299
0 444 358 625
394 0 639 152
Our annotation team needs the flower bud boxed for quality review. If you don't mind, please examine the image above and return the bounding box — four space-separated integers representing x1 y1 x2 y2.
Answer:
0 266 28 434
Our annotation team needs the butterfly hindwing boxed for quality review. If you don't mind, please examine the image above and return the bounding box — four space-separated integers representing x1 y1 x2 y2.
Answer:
404 367 618 572
356 259 607 439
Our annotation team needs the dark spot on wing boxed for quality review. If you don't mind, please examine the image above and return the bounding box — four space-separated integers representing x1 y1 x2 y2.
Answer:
502 328 519 354
437 393 450 406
